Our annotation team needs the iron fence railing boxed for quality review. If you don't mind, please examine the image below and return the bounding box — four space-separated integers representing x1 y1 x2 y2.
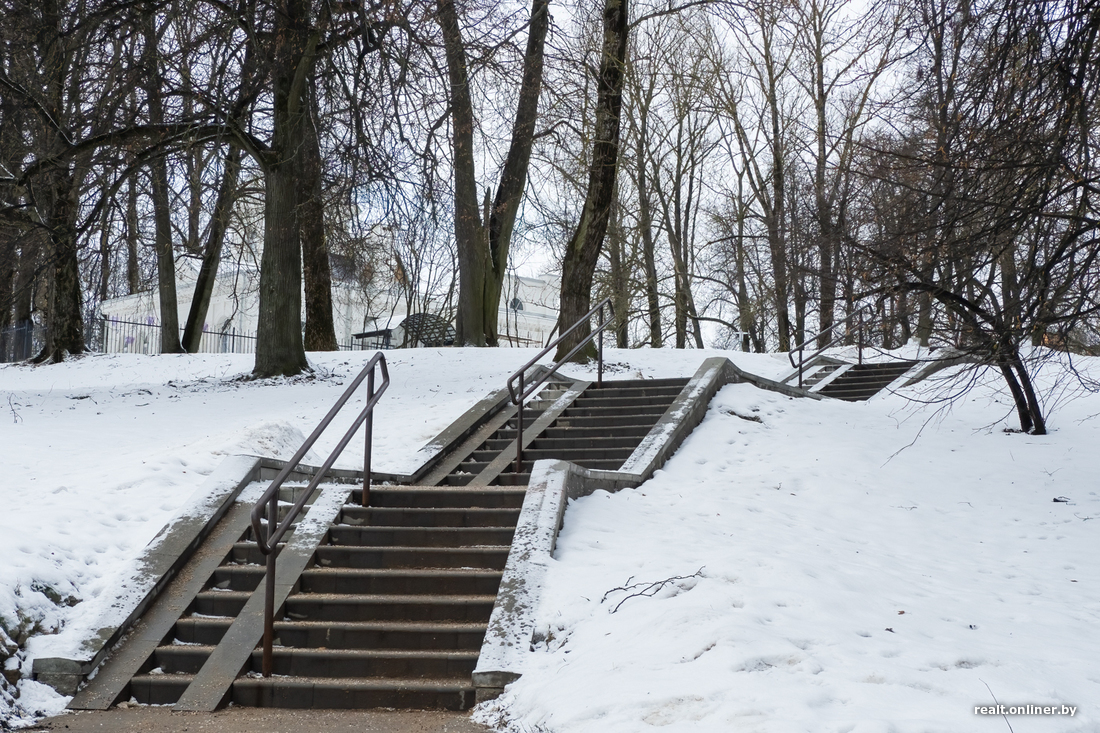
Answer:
100 318 259 355
0 324 45 363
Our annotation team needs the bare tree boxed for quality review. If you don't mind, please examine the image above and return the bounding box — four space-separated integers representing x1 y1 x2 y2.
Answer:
555 0 630 361
437 0 551 346
857 0 1100 434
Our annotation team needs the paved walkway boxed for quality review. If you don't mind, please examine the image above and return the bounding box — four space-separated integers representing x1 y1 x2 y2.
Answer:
29 707 493 733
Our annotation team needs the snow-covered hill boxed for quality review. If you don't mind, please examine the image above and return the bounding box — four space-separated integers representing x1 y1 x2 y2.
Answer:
1 348 1097 731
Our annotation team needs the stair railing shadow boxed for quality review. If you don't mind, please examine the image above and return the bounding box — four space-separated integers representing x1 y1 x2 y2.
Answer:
507 296 611 474
249 352 389 677
789 304 874 388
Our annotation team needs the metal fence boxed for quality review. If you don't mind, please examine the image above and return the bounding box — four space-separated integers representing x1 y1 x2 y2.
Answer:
101 318 261 355
0 324 46 363
0 319 372 363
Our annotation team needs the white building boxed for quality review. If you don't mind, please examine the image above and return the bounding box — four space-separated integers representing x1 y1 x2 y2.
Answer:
99 262 561 353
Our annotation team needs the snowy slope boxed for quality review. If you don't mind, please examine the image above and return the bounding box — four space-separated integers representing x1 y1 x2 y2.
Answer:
477 358 1100 733
2 348 1097 731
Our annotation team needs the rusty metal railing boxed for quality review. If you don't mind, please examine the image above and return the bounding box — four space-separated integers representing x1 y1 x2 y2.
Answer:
250 352 389 677
506 297 610 474
788 304 872 388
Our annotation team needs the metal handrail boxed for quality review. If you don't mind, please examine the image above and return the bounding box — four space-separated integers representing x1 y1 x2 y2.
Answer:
249 352 389 677
506 296 611 474
787 304 873 389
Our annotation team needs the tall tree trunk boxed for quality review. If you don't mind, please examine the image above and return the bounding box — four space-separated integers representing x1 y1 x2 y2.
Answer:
144 17 183 354
12 235 38 360
731 174 757 352
38 168 85 362
150 156 183 353
182 145 241 352
98 196 111 304
253 0 314 377
606 198 629 348
300 84 338 351
0 231 14 335
126 176 141 294
438 0 483 345
438 0 550 347
32 0 84 362
763 21 791 352
555 0 628 361
634 108 662 347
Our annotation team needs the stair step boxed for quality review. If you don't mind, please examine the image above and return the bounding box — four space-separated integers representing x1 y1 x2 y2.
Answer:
569 394 678 409
525 425 653 440
283 594 496 622
272 620 487 650
489 473 530 486
231 543 283 565
515 447 635 461
353 486 526 509
562 404 670 418
153 645 215 674
231 676 475 710
549 415 662 429
594 377 689 388
313 545 510 570
469 445 634 463
495 457 624 473
129 673 194 705
527 436 643 450
250 648 479 678
339 506 520 528
328 525 516 548
211 565 265 592
299 568 503 595
173 617 233 646
193 589 251 617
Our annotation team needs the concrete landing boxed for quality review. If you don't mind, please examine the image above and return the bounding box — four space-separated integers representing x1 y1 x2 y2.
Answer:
30 707 490 733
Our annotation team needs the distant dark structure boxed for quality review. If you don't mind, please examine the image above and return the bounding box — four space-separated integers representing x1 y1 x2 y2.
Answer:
399 313 456 347
353 312 456 350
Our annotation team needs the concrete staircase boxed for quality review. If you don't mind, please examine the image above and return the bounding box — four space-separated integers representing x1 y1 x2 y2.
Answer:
442 377 689 486
816 361 916 401
71 375 692 712
782 358 917 401
230 484 523 710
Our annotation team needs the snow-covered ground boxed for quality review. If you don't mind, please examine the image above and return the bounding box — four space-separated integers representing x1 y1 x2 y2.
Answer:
2 347 1098 731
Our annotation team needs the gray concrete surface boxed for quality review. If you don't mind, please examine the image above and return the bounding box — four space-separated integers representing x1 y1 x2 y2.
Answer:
30 707 493 732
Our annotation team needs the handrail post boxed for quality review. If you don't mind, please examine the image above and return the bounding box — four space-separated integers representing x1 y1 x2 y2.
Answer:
798 347 804 389
363 368 374 507
515 369 524 475
262 493 277 677
598 304 604 388
858 313 864 365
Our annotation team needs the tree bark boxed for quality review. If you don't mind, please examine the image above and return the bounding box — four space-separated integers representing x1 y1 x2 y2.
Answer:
606 197 629 348
555 0 629 362
253 0 315 377
0 231 14 332
144 17 183 354
182 145 241 353
632 84 662 347
11 234 38 360
300 83 338 351
438 0 550 347
126 176 141 294
35 0 84 362
38 167 85 362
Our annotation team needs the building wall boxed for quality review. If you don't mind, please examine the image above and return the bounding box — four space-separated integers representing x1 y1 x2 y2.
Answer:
100 267 561 349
